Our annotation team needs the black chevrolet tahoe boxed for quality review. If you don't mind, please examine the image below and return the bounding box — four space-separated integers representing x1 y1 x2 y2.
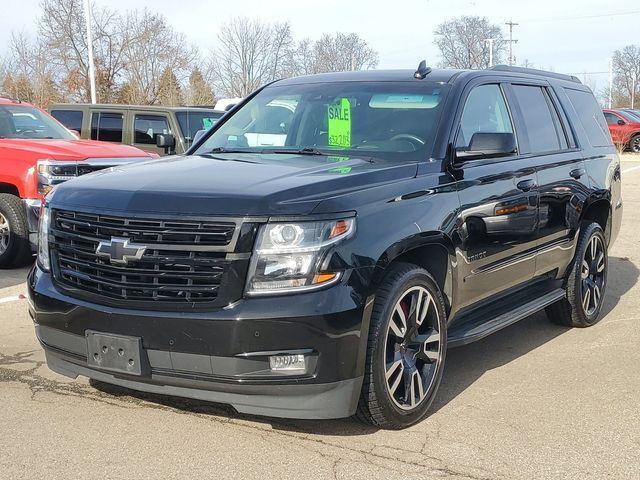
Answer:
28 64 623 429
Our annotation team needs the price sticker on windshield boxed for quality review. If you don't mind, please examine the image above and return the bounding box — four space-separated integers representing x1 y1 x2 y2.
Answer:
202 118 215 129
328 98 351 148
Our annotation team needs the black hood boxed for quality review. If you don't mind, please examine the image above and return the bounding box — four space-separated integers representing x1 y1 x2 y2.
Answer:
49 153 418 216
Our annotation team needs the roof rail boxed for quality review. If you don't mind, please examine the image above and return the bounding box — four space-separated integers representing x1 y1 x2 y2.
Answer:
488 65 581 84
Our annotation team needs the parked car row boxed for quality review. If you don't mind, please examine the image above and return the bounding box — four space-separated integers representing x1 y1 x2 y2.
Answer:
49 104 226 156
0 98 158 268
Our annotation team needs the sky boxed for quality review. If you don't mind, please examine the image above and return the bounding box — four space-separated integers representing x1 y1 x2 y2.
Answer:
1 0 638 94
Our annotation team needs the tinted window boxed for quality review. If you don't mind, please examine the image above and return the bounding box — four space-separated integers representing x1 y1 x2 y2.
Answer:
134 115 170 144
511 85 561 153
564 89 612 147
175 111 224 144
91 112 123 142
456 84 513 149
196 82 450 161
51 110 83 133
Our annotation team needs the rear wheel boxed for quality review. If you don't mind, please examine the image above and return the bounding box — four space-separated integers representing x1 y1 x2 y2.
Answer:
356 263 447 429
546 222 607 327
631 134 640 154
0 194 32 268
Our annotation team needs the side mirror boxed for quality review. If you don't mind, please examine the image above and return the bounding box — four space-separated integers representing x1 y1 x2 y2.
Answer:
156 133 176 154
192 129 207 145
455 132 517 161
617 119 626 126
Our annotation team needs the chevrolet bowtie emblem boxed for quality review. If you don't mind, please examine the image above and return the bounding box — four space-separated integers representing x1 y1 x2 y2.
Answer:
96 237 147 265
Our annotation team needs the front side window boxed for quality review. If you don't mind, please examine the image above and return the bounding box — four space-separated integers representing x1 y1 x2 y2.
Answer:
91 112 123 142
455 84 513 149
196 82 449 161
0 105 74 140
50 110 83 133
175 111 224 145
134 115 170 145
604 112 622 125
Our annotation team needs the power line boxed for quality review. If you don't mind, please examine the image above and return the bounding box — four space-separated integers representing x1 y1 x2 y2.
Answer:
525 10 640 23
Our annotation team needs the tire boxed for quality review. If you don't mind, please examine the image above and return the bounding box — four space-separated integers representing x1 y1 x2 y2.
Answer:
631 134 640 154
0 193 32 269
546 222 607 327
356 262 447 429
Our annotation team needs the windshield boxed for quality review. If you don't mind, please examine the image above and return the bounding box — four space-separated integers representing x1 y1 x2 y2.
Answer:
176 110 224 145
195 82 449 160
621 110 640 123
0 104 74 140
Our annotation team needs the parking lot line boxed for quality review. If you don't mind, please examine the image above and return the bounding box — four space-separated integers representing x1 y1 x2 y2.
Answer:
623 164 640 174
0 295 25 304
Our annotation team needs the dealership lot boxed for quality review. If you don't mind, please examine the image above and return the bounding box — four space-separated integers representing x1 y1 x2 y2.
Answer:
1 160 639 480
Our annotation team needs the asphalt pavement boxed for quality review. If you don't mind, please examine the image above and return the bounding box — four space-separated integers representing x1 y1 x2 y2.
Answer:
1 160 639 479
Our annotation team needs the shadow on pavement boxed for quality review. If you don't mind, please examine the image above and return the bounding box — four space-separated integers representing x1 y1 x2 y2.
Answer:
89 256 638 436
0 265 32 290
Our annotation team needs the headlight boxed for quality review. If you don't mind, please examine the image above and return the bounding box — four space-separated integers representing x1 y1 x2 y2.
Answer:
37 205 51 271
246 217 355 295
37 159 78 195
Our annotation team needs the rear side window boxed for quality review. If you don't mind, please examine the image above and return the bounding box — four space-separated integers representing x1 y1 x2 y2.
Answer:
134 115 170 144
91 112 123 142
511 85 562 153
564 89 611 147
51 110 83 133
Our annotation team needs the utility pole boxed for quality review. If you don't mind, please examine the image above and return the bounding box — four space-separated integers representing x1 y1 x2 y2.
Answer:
608 58 613 109
485 38 495 67
632 75 636 109
505 21 519 66
84 0 97 104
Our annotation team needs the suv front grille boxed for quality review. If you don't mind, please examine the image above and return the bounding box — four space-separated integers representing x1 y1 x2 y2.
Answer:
50 209 247 308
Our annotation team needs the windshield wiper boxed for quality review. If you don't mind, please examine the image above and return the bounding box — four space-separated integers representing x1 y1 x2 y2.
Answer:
204 146 252 154
270 147 326 156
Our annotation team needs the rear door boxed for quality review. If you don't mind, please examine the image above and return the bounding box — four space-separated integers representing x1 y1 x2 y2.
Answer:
507 82 590 278
452 82 539 310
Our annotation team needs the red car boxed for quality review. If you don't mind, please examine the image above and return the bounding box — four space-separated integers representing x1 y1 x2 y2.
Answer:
602 108 640 153
0 98 158 268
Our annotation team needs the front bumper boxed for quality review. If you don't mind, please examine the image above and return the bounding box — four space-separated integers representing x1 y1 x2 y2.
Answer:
28 266 372 419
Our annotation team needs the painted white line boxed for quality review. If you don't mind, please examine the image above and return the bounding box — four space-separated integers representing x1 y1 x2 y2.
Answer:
622 164 640 174
0 294 25 304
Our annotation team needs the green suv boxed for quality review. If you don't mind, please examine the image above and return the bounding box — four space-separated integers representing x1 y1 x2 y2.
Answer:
49 104 225 155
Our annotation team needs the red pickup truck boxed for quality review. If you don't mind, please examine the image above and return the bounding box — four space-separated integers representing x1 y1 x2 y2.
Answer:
0 98 157 268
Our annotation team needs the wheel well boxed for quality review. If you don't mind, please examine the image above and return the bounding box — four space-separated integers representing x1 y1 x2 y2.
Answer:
392 244 450 298
0 183 20 197
582 199 610 239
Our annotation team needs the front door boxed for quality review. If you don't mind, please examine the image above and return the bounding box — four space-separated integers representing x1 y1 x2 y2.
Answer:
452 83 539 312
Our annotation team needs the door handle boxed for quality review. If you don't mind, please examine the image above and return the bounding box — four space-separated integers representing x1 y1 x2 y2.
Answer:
570 168 586 179
516 179 537 192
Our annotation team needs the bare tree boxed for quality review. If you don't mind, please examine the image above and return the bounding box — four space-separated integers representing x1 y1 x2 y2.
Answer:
612 45 640 108
4 32 61 107
120 9 198 104
434 16 506 69
305 33 378 74
209 18 294 97
38 0 126 102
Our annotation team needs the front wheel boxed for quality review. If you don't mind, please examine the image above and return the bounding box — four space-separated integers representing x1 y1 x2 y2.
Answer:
0 194 32 268
631 134 640 154
546 222 608 327
356 263 447 429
